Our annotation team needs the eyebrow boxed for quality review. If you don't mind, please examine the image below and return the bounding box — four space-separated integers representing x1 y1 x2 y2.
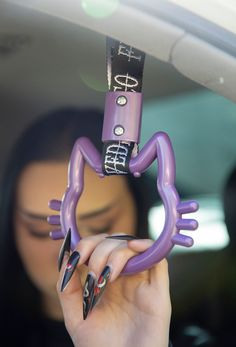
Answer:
18 200 118 222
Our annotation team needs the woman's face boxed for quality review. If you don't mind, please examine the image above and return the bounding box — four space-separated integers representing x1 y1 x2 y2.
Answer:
14 161 137 318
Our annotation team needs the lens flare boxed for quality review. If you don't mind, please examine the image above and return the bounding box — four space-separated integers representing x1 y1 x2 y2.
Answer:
81 0 119 19
79 71 107 92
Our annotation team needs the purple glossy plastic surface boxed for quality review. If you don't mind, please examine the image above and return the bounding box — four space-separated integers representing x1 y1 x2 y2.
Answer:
49 137 103 249
102 92 142 143
125 132 198 273
48 132 199 275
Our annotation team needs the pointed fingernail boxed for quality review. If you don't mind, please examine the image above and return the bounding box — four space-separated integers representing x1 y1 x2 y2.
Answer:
60 251 80 292
91 265 111 310
83 272 96 320
58 229 71 272
106 235 140 240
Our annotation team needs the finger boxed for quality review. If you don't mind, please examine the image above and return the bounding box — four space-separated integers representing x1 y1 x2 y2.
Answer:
75 233 108 265
58 234 109 310
149 259 170 292
59 233 108 292
84 239 132 317
88 238 127 278
127 238 154 252
149 259 171 316
57 234 109 321
88 238 138 282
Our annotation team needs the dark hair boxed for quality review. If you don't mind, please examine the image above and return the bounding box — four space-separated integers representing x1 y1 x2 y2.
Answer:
0 107 156 323
223 165 236 251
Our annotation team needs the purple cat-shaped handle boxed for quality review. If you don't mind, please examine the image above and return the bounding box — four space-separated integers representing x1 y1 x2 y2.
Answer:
48 92 199 275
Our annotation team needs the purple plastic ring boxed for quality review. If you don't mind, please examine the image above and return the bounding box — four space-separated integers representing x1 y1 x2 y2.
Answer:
48 132 199 275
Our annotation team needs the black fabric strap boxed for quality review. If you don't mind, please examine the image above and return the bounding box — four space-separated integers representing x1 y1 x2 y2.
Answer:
102 38 145 176
106 37 145 92
102 141 135 175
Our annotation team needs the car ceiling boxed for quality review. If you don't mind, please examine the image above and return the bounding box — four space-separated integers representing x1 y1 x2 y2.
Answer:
1 0 236 199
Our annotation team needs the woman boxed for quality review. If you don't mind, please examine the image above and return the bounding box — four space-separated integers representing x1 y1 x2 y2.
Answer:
0 107 171 347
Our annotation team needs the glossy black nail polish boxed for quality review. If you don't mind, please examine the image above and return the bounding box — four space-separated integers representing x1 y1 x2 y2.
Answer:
60 251 80 292
106 235 139 240
58 229 71 271
92 265 111 309
83 272 96 320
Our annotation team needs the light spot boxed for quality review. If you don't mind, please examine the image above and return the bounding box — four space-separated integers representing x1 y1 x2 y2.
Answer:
81 0 119 19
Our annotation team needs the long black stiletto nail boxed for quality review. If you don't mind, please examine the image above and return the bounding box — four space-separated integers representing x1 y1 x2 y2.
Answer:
60 251 80 292
106 235 140 240
92 265 111 309
58 229 71 271
83 272 96 320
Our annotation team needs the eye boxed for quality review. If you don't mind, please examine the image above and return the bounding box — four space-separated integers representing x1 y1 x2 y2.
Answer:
87 224 113 235
26 228 51 239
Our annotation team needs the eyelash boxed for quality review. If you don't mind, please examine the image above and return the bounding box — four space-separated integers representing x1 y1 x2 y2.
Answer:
27 222 114 239
27 228 50 239
87 224 113 235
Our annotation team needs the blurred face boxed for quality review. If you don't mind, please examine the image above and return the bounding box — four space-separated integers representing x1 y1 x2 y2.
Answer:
14 161 137 319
